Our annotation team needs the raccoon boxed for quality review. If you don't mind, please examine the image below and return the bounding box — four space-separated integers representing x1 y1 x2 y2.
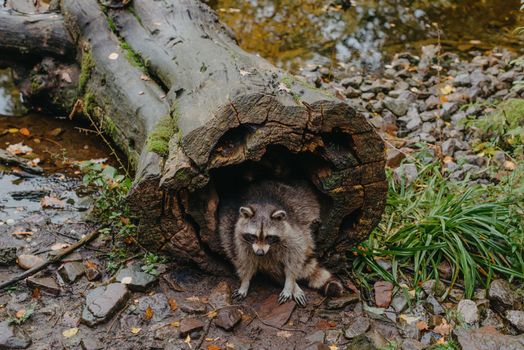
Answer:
218 181 344 306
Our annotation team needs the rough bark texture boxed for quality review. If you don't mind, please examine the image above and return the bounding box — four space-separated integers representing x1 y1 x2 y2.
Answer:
1 0 387 275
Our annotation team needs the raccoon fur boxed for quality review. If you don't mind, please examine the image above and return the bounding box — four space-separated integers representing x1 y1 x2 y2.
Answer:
218 180 344 306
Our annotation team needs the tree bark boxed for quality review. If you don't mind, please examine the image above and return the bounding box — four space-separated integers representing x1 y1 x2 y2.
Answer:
1 0 387 274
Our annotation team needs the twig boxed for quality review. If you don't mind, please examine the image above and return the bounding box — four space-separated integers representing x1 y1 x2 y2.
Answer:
0 226 105 291
195 317 213 350
161 274 185 292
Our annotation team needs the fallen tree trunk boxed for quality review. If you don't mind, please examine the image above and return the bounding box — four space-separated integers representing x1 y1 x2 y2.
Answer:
2 0 387 274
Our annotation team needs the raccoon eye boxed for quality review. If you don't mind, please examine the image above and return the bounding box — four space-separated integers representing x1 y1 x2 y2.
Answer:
266 235 280 245
242 234 257 243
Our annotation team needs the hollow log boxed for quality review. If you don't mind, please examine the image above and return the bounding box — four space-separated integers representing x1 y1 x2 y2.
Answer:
1 0 387 274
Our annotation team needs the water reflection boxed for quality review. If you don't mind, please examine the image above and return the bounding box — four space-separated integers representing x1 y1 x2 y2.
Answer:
0 69 26 116
211 0 524 72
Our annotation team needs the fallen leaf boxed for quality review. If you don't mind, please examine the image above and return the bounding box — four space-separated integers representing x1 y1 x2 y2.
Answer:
504 160 517 171
434 319 452 336
15 309 26 319
62 327 79 338
32 288 41 299
85 261 97 269
168 298 177 311
329 345 338 350
145 306 154 321
47 128 63 137
121 276 133 284
51 242 69 251
6 143 32 155
170 321 180 327
109 52 119 60
207 310 218 319
186 296 200 302
61 72 72 83
12 231 33 236
8 128 19 133
19 128 30 136
416 320 429 331
130 327 141 334
440 85 454 95
276 330 292 338
41 196 65 209
140 74 151 81
207 345 221 350
184 334 192 348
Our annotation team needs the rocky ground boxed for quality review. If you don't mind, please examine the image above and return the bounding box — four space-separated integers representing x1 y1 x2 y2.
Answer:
1 46 524 350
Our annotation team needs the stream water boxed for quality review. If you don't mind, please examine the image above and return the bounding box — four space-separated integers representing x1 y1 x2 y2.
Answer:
211 0 524 73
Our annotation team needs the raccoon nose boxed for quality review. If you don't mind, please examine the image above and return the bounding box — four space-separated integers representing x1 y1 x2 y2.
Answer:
255 249 265 256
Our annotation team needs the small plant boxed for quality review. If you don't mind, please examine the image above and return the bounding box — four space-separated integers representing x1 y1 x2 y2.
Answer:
142 252 165 276
351 151 524 298
8 302 37 325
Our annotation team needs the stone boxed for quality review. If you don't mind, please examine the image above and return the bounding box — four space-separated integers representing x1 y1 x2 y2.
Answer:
304 343 330 350
324 329 342 344
361 79 395 93
457 299 479 325
418 45 438 73
208 281 232 309
481 309 505 330
374 281 393 308
341 76 363 88
81 283 129 326
85 265 101 281
17 254 44 270
424 295 445 315
391 292 409 313
115 265 157 292
470 70 491 89
384 98 410 117
488 279 521 313
26 276 61 296
386 148 405 169
58 262 85 283
325 294 359 310
306 330 325 344
343 316 370 339
455 326 524 350
401 339 426 350
214 306 242 331
179 318 204 337
394 163 418 185
345 334 376 350
344 86 361 98
453 73 471 87
0 321 31 349
505 310 524 332
0 247 17 266
137 293 171 322
256 294 296 327
405 113 422 131
80 337 104 350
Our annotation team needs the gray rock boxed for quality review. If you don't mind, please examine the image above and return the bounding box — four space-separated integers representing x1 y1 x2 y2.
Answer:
421 122 436 134
325 294 359 310
424 295 445 315
470 69 491 88
344 316 370 339
391 292 409 313
420 111 437 122
115 265 157 292
385 98 410 117
401 339 426 350
17 254 44 270
81 283 129 326
455 327 524 350
214 306 242 331
306 330 325 344
406 113 422 131
441 139 455 156
457 299 479 325
386 148 405 169
26 276 61 296
0 247 17 266
481 309 505 330
0 321 31 349
344 86 361 98
208 281 232 309
137 293 171 322
179 318 204 337
506 310 524 332
418 45 439 73
361 79 395 93
499 70 517 82
425 95 440 110
451 111 467 130
394 163 418 185
439 102 459 121
341 75 363 88
488 279 521 313
80 337 104 350
453 73 471 87
361 92 376 100
493 151 506 165
58 262 85 283
325 329 342 344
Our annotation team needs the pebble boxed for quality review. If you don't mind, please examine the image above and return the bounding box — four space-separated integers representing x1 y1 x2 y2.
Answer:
179 317 204 337
0 321 31 349
214 306 242 331
457 299 479 325
17 254 44 270
27 276 61 295
374 281 394 308
81 283 129 326
488 279 521 313
505 310 524 332
115 265 157 292
58 262 85 283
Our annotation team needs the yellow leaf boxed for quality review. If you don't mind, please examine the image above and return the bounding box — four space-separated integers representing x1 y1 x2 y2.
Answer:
440 85 454 95
186 296 200 302
329 345 338 350
145 306 154 321
15 310 26 319
62 327 79 338
170 321 180 327
184 334 192 348
207 310 218 319
8 128 19 133
130 327 141 334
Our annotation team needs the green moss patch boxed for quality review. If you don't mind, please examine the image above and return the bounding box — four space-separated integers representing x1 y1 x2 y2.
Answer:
146 113 179 157
79 52 95 94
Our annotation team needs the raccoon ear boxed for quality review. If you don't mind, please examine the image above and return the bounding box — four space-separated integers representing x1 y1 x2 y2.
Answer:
271 210 287 221
239 206 254 218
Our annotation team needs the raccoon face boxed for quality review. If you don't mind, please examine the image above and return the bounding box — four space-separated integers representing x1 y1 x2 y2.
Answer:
237 205 286 256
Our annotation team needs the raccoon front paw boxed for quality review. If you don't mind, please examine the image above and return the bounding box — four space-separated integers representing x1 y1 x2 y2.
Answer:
278 290 292 304
293 288 307 307
232 289 248 300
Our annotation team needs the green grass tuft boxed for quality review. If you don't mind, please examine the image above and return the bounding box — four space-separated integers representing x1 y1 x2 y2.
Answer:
352 152 524 298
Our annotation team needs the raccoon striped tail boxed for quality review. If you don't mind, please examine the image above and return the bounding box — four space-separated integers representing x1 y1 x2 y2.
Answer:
302 258 344 297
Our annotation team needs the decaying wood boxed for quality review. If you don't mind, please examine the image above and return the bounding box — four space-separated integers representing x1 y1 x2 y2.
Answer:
0 0 387 274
